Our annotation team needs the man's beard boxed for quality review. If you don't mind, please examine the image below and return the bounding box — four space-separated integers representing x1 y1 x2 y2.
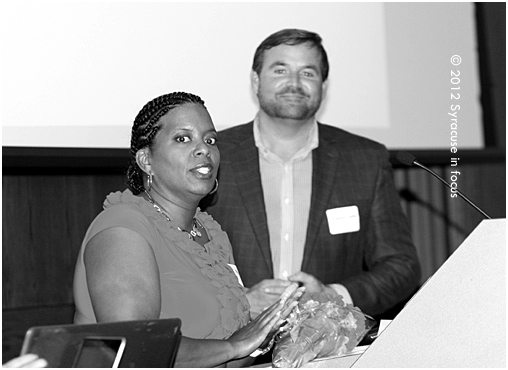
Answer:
258 86 322 121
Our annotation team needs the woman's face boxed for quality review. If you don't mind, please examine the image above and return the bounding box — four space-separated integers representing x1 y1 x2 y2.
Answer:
148 103 219 203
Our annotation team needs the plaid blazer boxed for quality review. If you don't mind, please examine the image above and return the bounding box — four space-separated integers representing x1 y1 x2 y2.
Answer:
200 122 421 316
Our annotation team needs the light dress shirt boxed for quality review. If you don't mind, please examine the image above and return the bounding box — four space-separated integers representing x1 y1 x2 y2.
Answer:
253 116 353 305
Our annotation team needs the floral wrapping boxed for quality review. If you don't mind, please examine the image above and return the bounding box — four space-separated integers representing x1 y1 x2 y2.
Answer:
272 292 374 368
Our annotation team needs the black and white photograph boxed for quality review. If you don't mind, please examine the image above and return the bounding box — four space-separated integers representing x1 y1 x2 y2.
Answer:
2 1 505 368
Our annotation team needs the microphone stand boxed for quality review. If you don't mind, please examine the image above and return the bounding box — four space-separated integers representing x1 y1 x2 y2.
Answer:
411 160 491 220
399 188 470 235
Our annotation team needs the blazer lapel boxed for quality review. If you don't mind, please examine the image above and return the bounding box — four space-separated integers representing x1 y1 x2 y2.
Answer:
301 124 352 271
230 125 273 275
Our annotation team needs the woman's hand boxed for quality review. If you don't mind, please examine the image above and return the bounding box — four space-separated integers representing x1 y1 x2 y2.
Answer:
226 283 305 359
3 354 47 368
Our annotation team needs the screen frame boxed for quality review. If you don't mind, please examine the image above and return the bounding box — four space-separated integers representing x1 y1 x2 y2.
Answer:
71 336 127 368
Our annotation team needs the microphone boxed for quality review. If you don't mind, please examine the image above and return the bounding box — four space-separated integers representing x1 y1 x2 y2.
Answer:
396 151 491 219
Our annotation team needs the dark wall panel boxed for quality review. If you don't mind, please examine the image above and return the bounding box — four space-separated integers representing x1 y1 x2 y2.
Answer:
2 174 127 308
2 161 505 309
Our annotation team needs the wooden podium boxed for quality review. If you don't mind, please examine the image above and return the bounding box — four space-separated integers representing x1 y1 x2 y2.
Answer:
350 218 506 368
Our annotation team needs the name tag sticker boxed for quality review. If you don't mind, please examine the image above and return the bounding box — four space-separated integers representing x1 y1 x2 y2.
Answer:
326 206 360 235
227 263 245 287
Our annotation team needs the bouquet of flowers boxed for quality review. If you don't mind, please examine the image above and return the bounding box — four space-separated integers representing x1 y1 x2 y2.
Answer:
272 292 374 368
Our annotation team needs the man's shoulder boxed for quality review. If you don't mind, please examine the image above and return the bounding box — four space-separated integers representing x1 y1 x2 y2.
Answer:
318 123 386 152
216 122 254 154
218 122 253 140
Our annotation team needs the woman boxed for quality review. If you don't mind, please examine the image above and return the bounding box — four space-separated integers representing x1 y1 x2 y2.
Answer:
72 92 303 367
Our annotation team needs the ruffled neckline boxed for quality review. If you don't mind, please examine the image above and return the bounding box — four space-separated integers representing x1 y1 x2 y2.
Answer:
103 189 250 339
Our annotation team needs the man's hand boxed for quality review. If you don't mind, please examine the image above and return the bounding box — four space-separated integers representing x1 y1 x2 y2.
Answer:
246 279 293 318
288 271 337 298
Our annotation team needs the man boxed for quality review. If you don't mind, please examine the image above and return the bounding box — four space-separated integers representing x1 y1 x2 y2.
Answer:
201 28 420 319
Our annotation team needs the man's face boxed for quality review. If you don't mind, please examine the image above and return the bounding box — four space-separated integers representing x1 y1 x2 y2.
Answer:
253 42 326 121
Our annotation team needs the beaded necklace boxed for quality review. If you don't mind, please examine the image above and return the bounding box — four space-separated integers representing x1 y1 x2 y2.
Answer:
144 190 202 241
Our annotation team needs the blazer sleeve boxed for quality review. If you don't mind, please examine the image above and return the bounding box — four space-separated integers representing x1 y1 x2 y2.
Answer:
340 150 421 316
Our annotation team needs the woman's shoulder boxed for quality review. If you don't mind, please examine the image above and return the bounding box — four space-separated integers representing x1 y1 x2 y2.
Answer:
195 209 233 256
103 189 143 210
196 209 220 227
90 189 157 234
101 189 159 218
196 210 228 239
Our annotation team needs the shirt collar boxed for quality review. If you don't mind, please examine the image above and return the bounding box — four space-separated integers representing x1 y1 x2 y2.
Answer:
253 114 319 161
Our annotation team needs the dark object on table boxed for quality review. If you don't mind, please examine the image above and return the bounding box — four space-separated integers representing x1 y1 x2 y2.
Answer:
20 318 181 368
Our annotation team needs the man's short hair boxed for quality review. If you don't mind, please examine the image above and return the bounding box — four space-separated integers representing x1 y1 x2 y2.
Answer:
252 28 329 82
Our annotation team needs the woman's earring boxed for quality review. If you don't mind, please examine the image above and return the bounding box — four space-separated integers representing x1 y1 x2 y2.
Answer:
147 173 153 191
209 179 219 195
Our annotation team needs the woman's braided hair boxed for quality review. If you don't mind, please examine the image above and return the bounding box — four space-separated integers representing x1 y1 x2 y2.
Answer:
126 91 206 194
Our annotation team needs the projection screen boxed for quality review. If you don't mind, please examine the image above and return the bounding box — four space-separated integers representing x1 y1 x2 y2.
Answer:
1 2 483 150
